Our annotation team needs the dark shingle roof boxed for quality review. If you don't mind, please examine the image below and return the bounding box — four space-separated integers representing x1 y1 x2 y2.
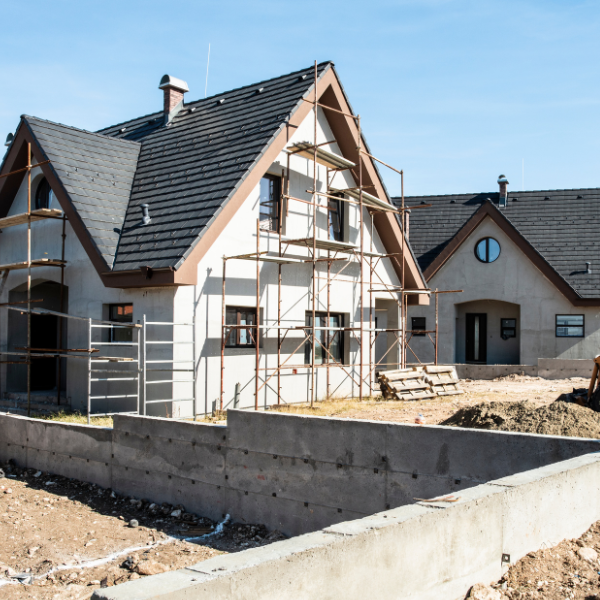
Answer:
97 62 332 271
23 116 140 267
393 189 600 299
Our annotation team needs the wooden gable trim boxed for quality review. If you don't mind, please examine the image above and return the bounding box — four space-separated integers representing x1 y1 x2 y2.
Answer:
424 200 599 306
174 66 428 296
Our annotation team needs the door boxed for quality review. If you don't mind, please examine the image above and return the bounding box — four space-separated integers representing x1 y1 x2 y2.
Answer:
466 313 487 363
30 313 59 390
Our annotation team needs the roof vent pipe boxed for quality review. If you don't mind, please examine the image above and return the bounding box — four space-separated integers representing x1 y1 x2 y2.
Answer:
4 133 13 147
141 203 151 225
586 261 592 275
159 75 189 124
404 209 411 241
498 174 508 208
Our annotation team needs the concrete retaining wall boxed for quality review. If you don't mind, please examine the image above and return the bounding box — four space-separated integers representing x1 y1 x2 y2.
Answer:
454 364 538 379
454 358 594 380
93 452 600 600
1 410 599 538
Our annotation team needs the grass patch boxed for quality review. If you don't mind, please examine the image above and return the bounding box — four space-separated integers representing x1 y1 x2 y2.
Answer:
33 411 114 428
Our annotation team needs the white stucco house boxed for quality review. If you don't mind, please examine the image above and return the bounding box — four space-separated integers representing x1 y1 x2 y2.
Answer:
0 62 427 417
398 177 600 372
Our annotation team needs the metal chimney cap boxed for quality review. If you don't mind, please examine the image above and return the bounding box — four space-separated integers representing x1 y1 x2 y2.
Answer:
159 75 189 93
4 133 13 147
498 174 509 184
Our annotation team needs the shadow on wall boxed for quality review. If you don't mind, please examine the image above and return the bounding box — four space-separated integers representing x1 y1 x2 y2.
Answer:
455 299 520 365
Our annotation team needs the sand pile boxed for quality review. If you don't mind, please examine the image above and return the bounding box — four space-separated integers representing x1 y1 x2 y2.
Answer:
441 400 600 439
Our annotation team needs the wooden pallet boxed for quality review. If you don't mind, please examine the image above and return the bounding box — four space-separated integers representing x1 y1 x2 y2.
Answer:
377 365 463 400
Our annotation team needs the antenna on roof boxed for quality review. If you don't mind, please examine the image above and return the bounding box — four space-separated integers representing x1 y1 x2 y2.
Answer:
204 43 211 98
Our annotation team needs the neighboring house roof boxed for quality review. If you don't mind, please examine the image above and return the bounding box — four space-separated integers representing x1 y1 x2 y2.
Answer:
0 63 426 294
393 189 600 304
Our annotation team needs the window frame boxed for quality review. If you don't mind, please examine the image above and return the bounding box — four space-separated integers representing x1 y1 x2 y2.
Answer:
327 195 344 242
555 314 585 338
108 303 133 342
225 306 258 348
411 316 426 336
304 311 344 365
474 237 501 264
500 318 517 340
35 177 54 210
259 174 282 233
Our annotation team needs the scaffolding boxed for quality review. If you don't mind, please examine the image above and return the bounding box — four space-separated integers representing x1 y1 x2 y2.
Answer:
219 62 457 410
0 144 67 414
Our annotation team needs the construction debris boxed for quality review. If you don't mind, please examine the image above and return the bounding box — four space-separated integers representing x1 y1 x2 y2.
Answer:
377 365 463 401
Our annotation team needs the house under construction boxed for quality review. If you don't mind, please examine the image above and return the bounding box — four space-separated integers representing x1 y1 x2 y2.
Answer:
0 61 432 420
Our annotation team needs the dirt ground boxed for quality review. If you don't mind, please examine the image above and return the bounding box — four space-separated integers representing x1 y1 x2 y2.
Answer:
468 521 600 599
0 465 284 599
269 374 590 427
5 375 599 598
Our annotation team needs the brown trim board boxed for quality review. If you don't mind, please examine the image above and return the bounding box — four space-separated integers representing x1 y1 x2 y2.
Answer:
423 200 598 306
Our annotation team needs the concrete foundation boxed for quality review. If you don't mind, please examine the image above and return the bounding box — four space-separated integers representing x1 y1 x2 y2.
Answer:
1 411 600 599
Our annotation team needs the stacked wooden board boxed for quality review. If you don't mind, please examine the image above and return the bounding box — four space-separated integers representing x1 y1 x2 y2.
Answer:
377 365 463 401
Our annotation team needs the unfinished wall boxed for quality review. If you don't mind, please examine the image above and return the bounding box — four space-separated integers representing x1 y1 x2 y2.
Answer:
93 452 600 600
1 410 599 537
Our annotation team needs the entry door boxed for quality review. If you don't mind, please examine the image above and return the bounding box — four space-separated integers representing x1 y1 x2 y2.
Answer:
31 313 59 390
466 313 487 363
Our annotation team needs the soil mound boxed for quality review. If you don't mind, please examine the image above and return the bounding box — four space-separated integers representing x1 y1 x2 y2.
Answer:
441 400 600 438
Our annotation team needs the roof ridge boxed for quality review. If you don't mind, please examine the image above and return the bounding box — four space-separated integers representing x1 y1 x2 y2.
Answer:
397 187 600 199
23 115 141 147
97 61 334 134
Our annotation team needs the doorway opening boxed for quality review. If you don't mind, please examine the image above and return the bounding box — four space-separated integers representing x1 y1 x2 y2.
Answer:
7 280 68 393
455 300 520 365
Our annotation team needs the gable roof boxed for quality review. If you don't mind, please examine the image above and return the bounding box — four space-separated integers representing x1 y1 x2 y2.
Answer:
0 63 426 294
22 116 140 267
394 188 600 303
98 63 332 272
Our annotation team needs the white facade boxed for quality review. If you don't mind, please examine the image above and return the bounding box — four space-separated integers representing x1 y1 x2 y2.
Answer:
407 216 600 366
0 107 405 414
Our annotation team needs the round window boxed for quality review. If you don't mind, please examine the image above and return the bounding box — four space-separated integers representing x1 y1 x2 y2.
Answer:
35 177 54 210
474 237 500 263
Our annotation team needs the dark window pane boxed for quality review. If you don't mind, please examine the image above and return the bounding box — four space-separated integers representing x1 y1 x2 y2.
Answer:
412 317 426 336
259 175 280 232
305 312 343 364
226 307 257 347
556 315 584 337
35 178 54 210
109 304 133 342
328 198 343 241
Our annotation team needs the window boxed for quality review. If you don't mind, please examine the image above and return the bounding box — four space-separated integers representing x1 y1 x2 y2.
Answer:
259 174 281 232
474 237 501 263
109 304 133 342
501 318 517 340
35 178 54 210
305 312 343 365
411 317 426 336
556 315 584 338
226 306 257 348
328 196 344 241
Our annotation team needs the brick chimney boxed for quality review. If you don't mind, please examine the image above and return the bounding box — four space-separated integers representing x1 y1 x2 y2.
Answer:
159 75 189 123
498 174 509 208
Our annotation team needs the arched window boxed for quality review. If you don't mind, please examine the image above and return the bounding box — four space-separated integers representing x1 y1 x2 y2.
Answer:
35 178 54 210
474 237 500 263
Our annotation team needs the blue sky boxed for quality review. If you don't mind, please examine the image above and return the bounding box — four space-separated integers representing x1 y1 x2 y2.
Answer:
1 0 598 197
